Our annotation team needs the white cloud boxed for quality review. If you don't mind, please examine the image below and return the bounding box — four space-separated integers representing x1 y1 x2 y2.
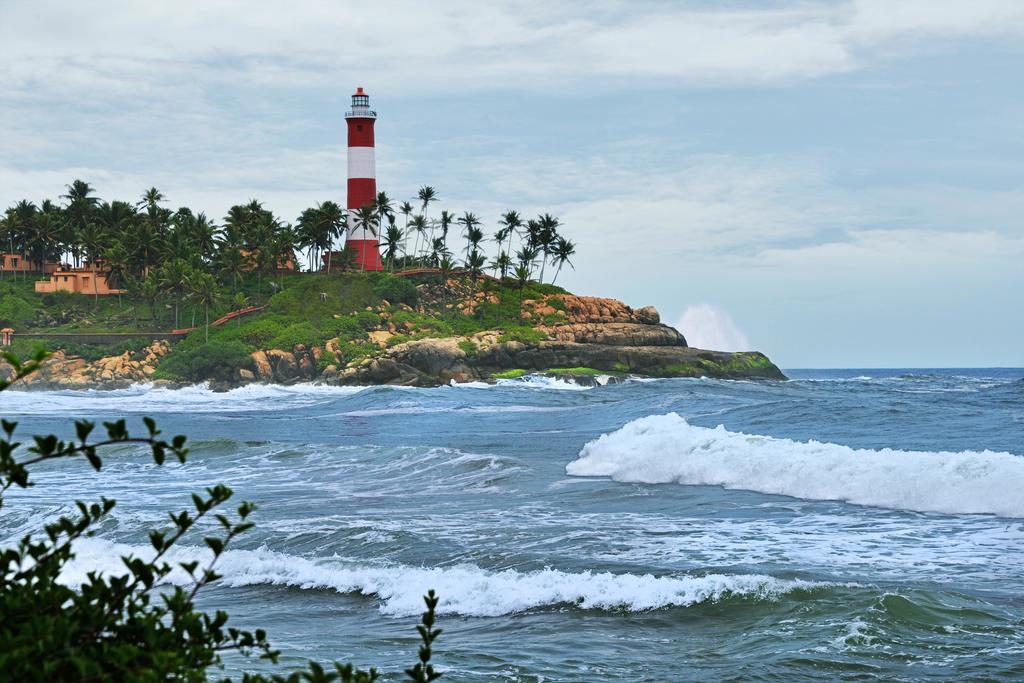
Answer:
2 0 1023 100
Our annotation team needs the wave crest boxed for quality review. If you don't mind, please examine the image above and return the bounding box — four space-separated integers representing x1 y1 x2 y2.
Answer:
566 413 1024 517
63 539 826 617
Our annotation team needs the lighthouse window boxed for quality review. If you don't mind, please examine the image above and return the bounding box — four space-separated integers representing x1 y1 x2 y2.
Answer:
357 124 363 131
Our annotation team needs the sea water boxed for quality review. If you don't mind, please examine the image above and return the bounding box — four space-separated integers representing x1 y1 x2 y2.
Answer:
2 369 1023 680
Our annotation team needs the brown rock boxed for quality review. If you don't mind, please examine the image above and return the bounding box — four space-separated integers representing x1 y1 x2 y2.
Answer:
251 351 273 381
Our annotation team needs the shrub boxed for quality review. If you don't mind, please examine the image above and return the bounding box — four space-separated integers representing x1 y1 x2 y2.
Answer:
266 321 322 350
457 339 477 356
497 326 547 345
237 318 280 349
0 294 35 326
156 339 251 383
372 274 419 307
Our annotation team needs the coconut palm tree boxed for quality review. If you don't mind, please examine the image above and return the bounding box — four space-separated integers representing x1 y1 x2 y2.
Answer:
457 212 482 258
516 245 539 279
352 205 379 271
417 186 437 223
408 214 428 265
317 201 346 273
140 272 161 325
189 271 220 341
489 251 512 279
535 213 560 283
232 291 248 328
465 249 486 283
498 210 522 257
398 201 414 257
550 237 576 285
159 258 192 328
428 236 449 268
138 187 165 213
380 222 404 272
513 263 531 322
79 222 108 302
437 254 455 305
103 241 131 306
61 180 99 267
374 192 395 233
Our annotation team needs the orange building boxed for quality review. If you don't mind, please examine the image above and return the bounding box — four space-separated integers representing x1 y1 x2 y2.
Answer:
1 253 58 274
35 267 126 296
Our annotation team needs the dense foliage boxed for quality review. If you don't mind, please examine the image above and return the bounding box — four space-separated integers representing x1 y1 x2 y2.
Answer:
1 180 576 326
0 352 443 681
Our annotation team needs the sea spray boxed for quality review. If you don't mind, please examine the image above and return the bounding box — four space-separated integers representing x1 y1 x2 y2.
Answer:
675 304 750 351
566 413 1024 517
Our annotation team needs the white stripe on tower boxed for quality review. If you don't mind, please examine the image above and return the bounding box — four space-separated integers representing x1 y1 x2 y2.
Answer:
347 147 375 181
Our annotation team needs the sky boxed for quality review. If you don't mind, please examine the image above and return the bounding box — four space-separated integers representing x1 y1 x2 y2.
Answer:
1 0 1022 368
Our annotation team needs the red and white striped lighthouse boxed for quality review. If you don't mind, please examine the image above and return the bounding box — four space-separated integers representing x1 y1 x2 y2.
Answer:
345 87 383 271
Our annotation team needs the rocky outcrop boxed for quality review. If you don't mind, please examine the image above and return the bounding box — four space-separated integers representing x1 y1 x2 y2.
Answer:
3 341 170 390
306 303 784 386
4 299 786 390
544 322 685 347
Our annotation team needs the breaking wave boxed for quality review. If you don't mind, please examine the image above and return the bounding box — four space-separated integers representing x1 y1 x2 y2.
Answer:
0 382 368 414
62 538 829 617
566 413 1024 517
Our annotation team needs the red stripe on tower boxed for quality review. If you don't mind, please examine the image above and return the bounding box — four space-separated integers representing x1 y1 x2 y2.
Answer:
345 87 383 271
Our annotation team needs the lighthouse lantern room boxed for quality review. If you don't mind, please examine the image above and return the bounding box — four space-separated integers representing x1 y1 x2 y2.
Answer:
344 87 384 271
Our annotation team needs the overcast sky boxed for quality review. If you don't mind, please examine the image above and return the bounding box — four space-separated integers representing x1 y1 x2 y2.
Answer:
2 0 1022 367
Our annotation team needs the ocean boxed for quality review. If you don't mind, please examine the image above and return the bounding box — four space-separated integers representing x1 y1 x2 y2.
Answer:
2 369 1023 681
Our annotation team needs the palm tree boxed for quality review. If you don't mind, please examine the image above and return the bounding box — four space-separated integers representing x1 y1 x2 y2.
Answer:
61 180 99 267
550 237 576 285
138 187 166 212
428 237 449 267
380 222 404 272
317 201 346 273
408 214 428 265
159 258 192 328
457 212 480 251
374 192 395 233
79 222 108 302
216 240 246 293
398 201 414 258
140 273 161 326
489 251 512 279
535 213 560 283
352 205 379 271
295 206 320 270
498 210 522 257
437 254 455 305
231 291 248 328
189 271 220 341
465 249 486 283
516 245 539 279
513 264 531 323
104 241 131 306
417 186 437 223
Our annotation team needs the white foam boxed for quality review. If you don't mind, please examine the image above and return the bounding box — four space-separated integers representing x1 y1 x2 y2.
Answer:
0 382 368 414
566 413 1024 517
61 538 827 617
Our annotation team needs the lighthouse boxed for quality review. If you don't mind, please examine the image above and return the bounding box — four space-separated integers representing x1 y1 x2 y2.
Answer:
344 87 384 271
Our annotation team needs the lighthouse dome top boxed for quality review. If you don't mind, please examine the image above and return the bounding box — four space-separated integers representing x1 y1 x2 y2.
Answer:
346 86 376 119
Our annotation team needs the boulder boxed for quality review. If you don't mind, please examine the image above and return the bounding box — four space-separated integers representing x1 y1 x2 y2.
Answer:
635 305 660 325
265 349 298 381
251 351 273 381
